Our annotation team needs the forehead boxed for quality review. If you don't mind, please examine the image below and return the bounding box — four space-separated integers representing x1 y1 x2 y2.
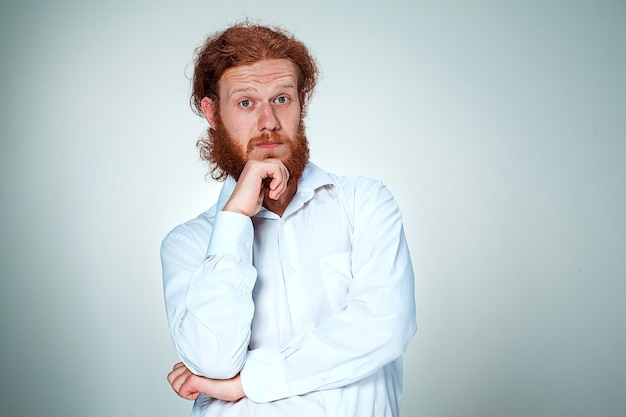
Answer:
218 59 299 97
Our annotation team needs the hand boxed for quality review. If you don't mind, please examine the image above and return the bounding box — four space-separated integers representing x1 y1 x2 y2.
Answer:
223 158 290 217
167 362 245 402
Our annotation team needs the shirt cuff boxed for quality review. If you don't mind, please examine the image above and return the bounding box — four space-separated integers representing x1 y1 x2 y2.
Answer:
240 345 290 403
206 210 254 261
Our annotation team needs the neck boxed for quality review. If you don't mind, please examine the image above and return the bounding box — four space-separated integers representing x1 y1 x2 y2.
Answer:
262 181 298 217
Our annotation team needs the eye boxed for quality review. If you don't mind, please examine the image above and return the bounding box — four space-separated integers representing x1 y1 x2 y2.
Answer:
274 96 289 104
240 99 252 108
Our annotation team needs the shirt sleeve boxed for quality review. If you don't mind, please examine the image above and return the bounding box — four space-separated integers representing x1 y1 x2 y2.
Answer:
240 179 417 402
160 210 257 379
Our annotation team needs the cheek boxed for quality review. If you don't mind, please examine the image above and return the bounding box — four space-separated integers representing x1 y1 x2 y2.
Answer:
281 108 302 132
222 113 255 138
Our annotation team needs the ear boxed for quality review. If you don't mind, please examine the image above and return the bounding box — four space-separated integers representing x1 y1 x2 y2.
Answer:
201 97 218 127
299 90 307 108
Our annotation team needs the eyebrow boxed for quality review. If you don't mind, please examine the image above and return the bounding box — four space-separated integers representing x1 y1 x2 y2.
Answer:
228 87 255 98
227 83 297 99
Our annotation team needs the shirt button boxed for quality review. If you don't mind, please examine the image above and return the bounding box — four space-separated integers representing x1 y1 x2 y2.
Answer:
301 320 308 328
289 267 296 275
244 287 252 294
245 241 251 249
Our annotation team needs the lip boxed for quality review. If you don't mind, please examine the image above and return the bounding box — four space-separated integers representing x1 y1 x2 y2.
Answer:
255 141 283 149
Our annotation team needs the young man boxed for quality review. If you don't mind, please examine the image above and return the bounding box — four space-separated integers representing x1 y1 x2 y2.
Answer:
161 22 417 417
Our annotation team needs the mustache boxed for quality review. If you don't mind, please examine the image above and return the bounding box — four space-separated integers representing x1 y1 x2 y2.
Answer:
246 132 291 153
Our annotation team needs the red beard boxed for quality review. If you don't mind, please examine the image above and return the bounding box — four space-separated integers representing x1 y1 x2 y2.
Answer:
198 113 310 185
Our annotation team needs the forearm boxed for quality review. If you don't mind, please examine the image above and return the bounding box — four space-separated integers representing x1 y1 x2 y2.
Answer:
241 243 416 402
162 211 257 378
170 258 256 378
168 362 246 402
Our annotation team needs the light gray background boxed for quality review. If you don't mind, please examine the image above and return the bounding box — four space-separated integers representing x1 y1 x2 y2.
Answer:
1 1 625 416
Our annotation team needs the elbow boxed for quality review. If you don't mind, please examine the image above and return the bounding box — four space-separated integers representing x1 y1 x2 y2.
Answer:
401 301 418 350
386 305 417 358
405 315 417 349
174 327 248 379
177 340 247 379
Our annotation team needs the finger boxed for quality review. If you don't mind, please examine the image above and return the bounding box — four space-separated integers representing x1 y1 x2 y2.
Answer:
170 370 191 396
176 372 205 401
168 372 183 393
267 162 289 200
269 164 289 190
169 363 187 379
167 364 188 386
179 379 201 401
167 368 180 387
268 180 285 200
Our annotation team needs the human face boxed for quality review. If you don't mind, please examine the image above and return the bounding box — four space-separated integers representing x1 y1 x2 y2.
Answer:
204 59 304 163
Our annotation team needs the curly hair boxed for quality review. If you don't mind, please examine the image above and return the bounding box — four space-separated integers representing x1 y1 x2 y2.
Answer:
191 21 319 115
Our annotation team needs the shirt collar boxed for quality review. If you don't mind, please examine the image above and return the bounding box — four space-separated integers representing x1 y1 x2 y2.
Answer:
297 161 335 195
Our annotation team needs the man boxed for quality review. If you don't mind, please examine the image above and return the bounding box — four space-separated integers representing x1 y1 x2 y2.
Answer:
161 22 416 417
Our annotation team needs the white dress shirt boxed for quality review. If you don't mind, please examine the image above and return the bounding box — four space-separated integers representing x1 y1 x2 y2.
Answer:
161 162 417 417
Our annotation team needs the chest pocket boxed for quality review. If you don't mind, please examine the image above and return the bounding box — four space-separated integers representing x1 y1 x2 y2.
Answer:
319 251 352 313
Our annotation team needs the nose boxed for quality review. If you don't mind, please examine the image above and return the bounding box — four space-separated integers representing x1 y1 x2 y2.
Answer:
257 102 280 132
